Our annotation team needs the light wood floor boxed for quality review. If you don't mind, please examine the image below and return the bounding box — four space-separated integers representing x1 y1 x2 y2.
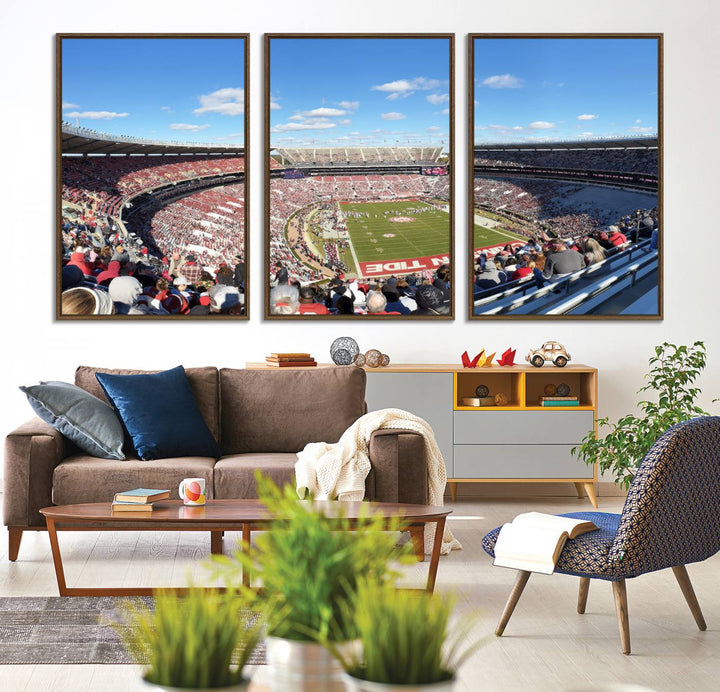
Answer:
1 494 718 692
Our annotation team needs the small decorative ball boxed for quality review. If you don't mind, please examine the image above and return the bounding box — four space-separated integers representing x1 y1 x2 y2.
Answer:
475 384 490 398
494 392 508 406
544 383 557 396
330 337 359 365
353 353 366 367
365 349 382 368
380 353 390 367
556 383 571 396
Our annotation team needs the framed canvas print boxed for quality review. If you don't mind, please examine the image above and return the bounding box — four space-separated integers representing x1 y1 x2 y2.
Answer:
469 34 662 319
57 34 249 319
265 34 454 319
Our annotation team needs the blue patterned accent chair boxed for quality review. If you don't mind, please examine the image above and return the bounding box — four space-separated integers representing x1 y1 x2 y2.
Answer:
482 416 720 654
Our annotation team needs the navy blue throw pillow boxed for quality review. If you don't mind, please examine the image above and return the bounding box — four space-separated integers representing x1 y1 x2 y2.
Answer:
95 366 220 460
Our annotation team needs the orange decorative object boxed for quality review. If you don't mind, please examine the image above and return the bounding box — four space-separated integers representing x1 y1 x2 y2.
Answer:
461 350 484 368
481 352 496 367
497 348 517 366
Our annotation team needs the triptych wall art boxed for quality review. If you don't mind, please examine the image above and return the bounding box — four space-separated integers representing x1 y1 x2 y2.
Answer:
57 33 662 321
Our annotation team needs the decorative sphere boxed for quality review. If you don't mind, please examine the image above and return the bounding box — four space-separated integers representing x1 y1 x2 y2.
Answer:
475 384 490 398
380 353 390 367
353 353 366 367
556 383 571 396
330 337 359 365
365 349 382 368
544 383 557 396
494 392 508 406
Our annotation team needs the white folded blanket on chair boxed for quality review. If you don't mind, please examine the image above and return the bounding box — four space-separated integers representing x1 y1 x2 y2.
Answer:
295 407 461 556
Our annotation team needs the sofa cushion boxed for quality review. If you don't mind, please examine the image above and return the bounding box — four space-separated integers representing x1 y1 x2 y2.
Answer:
75 366 220 442
219 367 367 454
213 453 299 499
53 454 216 505
95 366 221 460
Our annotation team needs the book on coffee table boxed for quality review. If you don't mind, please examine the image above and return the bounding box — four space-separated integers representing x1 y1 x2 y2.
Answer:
113 488 170 504
111 500 155 512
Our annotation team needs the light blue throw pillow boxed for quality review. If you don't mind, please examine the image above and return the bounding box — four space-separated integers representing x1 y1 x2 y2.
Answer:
20 381 125 460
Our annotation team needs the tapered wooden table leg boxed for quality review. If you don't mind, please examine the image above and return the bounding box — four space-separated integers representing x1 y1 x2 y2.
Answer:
45 518 68 597
612 579 631 654
496 570 531 636
425 517 446 594
672 565 707 630
583 482 598 508
577 577 590 614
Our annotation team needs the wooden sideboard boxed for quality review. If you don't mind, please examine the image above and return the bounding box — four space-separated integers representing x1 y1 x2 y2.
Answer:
245 363 598 506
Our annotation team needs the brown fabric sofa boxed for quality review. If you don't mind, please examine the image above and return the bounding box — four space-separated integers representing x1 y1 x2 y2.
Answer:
4 366 427 560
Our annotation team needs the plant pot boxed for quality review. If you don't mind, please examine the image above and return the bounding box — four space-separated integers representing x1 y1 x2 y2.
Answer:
141 677 249 691
341 672 456 692
265 636 346 692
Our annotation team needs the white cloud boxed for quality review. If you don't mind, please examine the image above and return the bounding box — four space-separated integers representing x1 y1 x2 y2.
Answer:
64 111 129 120
528 121 555 129
170 123 210 132
635 119 642 124
62 101 79 110
371 77 442 100
628 126 655 133
441 108 450 115
337 100 359 110
270 98 281 110
426 125 441 132
581 132 594 136
160 106 174 113
426 93 449 105
193 88 244 116
381 112 406 121
271 119 336 133
302 107 347 117
490 124 524 131
481 74 522 89
339 119 351 125
578 114 598 121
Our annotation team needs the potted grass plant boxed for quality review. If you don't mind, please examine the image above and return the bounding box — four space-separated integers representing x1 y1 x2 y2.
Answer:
118 587 262 691
209 473 412 692
332 579 483 691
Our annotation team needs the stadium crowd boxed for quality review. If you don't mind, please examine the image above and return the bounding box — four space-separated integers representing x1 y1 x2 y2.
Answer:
276 146 443 167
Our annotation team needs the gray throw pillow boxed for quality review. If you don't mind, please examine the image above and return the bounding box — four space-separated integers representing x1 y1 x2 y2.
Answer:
20 381 125 460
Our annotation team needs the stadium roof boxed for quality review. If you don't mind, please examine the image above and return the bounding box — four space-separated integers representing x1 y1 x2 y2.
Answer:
474 136 658 152
61 122 245 156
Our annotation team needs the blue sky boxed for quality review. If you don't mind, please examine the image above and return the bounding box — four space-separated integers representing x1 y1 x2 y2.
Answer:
61 37 246 144
269 37 451 149
474 38 659 143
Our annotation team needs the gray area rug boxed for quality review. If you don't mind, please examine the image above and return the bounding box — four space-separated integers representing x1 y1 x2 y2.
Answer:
0 597 266 665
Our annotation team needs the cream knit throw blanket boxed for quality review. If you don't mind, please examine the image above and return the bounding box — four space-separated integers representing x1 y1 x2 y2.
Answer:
295 408 462 556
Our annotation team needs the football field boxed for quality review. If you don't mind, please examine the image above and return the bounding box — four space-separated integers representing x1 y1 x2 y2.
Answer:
473 212 527 250
341 200 450 269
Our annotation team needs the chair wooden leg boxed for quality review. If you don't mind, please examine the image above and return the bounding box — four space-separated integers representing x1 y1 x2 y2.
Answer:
8 528 23 562
495 570 531 636
672 565 707 631
611 579 631 655
577 577 590 614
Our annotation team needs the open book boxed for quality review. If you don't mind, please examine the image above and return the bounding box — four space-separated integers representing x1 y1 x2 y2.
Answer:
493 512 599 574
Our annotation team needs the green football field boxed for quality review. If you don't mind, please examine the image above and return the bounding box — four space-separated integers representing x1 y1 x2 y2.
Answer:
341 200 450 268
473 219 527 250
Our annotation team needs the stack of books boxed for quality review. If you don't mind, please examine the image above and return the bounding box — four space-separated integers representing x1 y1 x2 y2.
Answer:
265 353 317 368
111 488 170 512
539 396 580 407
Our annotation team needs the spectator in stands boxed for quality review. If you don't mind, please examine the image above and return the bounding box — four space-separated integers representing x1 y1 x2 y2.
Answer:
111 245 130 266
381 278 411 315
298 285 329 315
582 237 606 266
61 265 84 291
269 284 300 315
66 249 95 278
411 285 449 316
543 241 584 281
475 260 503 290
96 260 121 286
396 280 418 312
61 287 114 316
512 256 533 280
182 254 203 285
169 250 186 279
606 225 628 247
234 256 246 289
366 291 388 314
109 276 165 315
335 295 356 315
208 284 243 314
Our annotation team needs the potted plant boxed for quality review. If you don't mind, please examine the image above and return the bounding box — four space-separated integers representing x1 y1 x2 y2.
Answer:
331 579 483 691
118 587 262 691
573 342 715 489
209 473 412 692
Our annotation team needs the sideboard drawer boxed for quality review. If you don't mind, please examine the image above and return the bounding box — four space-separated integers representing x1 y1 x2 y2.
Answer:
453 444 594 479
453 410 594 445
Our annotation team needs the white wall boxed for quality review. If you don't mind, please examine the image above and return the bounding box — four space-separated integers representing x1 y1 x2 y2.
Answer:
2 0 719 440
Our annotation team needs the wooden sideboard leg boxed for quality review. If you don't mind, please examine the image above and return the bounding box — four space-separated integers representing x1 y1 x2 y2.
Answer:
583 482 598 508
448 482 458 502
210 530 223 555
408 526 425 562
577 577 590 614
8 528 23 562
573 482 585 499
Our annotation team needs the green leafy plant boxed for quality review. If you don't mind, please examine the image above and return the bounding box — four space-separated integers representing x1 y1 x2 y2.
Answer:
118 587 262 689
209 473 412 643
573 342 714 489
333 579 483 685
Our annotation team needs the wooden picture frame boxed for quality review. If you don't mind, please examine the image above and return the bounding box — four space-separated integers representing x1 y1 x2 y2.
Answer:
468 34 662 320
265 33 455 319
57 33 250 319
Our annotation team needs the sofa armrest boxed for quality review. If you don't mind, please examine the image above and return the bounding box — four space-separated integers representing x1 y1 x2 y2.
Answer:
4 418 67 527
366 428 427 505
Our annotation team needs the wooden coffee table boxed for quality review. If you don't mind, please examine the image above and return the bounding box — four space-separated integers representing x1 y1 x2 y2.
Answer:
40 499 451 597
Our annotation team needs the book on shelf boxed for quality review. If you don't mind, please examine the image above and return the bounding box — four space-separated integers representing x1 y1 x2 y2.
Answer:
111 501 154 512
266 356 317 362
269 353 312 358
539 396 579 401
113 488 170 504
265 359 317 367
493 512 599 575
540 400 580 407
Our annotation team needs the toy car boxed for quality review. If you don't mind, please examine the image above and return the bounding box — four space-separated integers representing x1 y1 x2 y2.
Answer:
526 341 571 368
